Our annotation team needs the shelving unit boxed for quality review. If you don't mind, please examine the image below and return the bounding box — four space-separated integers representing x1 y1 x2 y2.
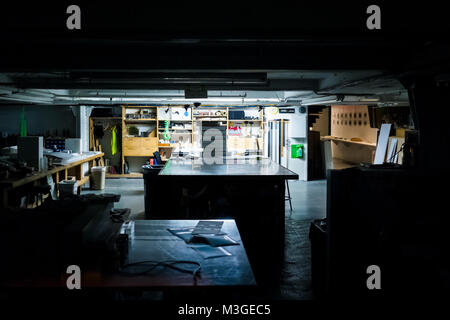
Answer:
105 172 143 179
158 106 194 148
325 105 379 166
321 136 376 148
124 119 157 122
227 107 265 154
90 105 267 178
192 107 228 151
122 106 159 175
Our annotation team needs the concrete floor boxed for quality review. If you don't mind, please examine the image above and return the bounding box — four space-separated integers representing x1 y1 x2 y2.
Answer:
84 178 327 300
286 179 327 221
83 178 146 219
281 179 326 299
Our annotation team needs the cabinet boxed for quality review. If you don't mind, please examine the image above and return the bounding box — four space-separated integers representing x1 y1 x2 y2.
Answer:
121 106 159 174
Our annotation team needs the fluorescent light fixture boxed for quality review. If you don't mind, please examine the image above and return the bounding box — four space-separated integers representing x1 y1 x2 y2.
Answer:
63 96 282 104
360 98 380 102
302 99 338 106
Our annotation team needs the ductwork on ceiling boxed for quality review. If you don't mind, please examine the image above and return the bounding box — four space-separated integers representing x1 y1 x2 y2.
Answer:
0 88 410 106
0 71 410 106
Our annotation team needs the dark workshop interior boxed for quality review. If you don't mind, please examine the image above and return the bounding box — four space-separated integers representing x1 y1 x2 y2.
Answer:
0 3 449 308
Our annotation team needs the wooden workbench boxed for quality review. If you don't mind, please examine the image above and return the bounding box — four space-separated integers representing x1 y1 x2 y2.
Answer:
0 152 104 208
148 157 298 287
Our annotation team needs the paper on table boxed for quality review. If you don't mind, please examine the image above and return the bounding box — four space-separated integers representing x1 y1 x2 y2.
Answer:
190 234 239 247
167 228 239 247
167 228 195 242
190 245 232 259
192 221 224 235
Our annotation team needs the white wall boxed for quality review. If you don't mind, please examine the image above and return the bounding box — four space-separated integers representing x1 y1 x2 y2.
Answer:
71 105 94 153
71 106 94 175
265 106 308 181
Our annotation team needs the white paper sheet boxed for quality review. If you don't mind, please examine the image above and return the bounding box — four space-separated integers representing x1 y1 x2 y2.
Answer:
374 123 392 164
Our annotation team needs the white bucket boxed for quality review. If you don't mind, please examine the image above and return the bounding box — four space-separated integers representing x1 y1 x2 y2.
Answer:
91 166 106 190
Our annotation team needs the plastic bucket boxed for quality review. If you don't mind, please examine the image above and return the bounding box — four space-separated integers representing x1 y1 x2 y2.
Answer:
91 166 106 190
58 179 78 196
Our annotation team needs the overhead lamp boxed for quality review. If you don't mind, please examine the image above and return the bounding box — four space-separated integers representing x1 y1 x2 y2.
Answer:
360 98 380 102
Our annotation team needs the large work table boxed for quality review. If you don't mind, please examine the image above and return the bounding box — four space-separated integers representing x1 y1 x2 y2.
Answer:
146 157 298 286
0 152 104 208
159 157 298 179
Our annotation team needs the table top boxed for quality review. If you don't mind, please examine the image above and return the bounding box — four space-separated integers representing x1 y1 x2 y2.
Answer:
1 219 256 289
159 158 298 180
98 219 256 288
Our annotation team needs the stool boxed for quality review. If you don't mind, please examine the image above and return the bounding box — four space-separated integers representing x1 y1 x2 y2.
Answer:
286 180 293 212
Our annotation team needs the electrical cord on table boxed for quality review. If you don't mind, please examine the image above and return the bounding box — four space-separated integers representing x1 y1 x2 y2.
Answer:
119 260 201 279
387 142 405 163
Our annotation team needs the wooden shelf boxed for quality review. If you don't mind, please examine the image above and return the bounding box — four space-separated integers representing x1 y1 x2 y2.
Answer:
106 173 143 178
194 116 225 118
321 136 376 148
158 128 192 131
124 136 157 138
87 106 265 178
124 118 156 122
91 117 122 120
125 106 158 108
332 158 358 170
77 176 90 187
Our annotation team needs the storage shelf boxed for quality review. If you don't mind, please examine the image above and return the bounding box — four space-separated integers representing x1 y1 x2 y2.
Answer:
77 176 90 186
332 158 358 170
88 106 265 179
158 144 175 148
158 128 192 131
105 173 143 178
124 136 157 138
91 117 122 120
124 118 157 122
321 136 376 148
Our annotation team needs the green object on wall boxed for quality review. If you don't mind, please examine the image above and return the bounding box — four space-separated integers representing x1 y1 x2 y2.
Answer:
19 107 27 136
163 120 171 141
111 125 118 155
291 144 304 159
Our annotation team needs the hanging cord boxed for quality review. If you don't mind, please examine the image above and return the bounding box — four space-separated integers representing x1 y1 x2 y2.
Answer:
119 260 201 279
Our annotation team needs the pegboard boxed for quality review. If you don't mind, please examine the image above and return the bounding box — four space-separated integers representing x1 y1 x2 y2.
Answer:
331 105 378 143
330 105 378 164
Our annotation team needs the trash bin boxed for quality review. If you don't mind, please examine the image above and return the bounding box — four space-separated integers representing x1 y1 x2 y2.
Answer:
142 164 165 217
58 179 78 197
91 166 106 190
309 218 327 298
